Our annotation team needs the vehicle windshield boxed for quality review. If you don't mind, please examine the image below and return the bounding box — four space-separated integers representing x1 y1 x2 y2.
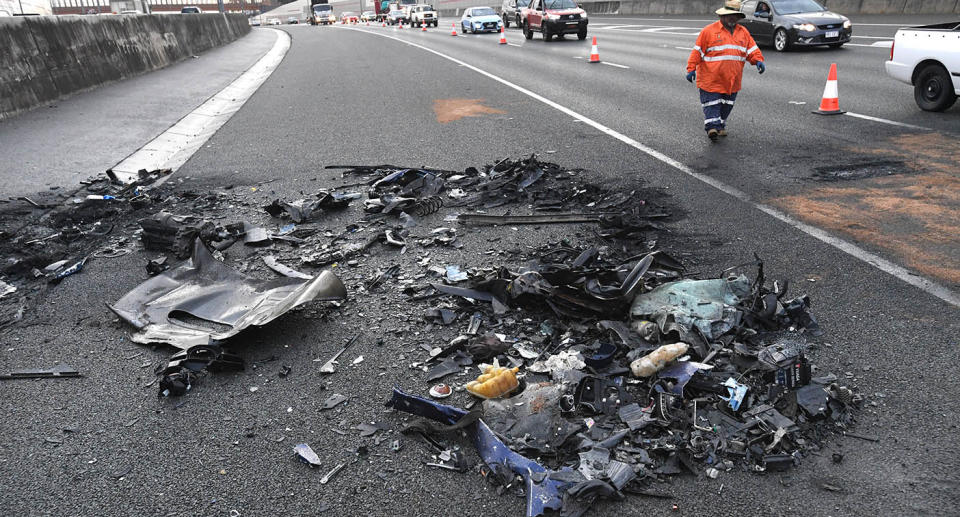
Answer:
544 0 577 9
423 5 434 10
473 7 496 15
771 0 825 14
517 0 530 6
313 5 331 11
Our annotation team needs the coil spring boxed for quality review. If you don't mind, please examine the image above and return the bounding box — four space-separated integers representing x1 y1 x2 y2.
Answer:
410 196 444 216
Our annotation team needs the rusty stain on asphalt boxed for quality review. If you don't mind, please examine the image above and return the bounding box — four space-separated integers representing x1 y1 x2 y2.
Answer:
770 133 960 285
433 99 505 123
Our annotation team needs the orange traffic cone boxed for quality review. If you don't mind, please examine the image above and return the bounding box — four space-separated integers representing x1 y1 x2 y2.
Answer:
451 22 458 36
499 26 507 44
422 22 427 31
588 36 600 63
382 21 386 27
813 63 845 115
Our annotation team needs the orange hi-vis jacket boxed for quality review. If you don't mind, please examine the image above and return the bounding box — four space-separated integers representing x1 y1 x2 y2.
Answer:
687 21 764 95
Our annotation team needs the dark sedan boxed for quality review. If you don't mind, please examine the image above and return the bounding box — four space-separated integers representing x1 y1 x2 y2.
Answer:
738 0 851 51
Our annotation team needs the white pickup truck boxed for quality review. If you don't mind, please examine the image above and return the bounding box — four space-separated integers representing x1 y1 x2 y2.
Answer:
885 22 960 112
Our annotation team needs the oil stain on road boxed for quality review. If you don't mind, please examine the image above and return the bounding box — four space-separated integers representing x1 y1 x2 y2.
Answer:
770 132 960 287
433 98 505 123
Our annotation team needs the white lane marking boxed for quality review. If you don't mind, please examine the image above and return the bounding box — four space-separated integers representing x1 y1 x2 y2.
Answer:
871 40 893 47
676 46 693 50
110 29 291 183
602 61 630 69
852 34 898 40
845 112 932 130
640 26 695 32
344 26 960 308
507 42 522 47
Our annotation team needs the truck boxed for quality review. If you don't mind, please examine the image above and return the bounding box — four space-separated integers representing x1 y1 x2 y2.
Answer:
884 22 960 112
375 0 416 23
306 0 335 25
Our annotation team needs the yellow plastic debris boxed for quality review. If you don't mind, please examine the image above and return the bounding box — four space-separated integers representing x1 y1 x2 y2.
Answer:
465 360 519 399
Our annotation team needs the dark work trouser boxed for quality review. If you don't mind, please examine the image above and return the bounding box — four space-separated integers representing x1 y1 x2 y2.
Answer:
699 89 738 132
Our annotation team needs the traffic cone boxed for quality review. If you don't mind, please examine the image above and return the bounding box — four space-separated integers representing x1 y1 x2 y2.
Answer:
588 36 600 63
382 21 386 27
422 22 427 31
451 22 458 36
813 63 845 115
499 26 507 44
399 20 403 29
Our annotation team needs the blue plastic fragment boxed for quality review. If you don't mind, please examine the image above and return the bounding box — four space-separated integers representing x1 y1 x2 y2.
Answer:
293 443 322 467
386 388 578 517
720 377 748 411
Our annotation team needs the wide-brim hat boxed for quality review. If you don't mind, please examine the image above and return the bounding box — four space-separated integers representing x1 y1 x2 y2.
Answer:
716 0 746 16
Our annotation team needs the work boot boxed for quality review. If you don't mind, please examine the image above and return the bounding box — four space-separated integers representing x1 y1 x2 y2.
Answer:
707 129 719 142
718 129 728 137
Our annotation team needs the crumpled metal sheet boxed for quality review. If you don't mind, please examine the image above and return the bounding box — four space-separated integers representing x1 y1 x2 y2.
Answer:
109 240 347 349
630 275 751 341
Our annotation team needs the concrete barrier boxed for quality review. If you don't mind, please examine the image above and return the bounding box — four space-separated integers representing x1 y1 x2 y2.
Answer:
437 0 960 17
0 13 250 120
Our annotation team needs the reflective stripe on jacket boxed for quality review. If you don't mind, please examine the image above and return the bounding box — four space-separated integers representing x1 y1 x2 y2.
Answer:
687 21 763 95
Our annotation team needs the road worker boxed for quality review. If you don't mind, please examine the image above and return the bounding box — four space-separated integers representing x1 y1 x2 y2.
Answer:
686 0 766 141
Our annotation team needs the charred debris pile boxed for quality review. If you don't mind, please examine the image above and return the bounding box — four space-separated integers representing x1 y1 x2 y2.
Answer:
0 158 860 516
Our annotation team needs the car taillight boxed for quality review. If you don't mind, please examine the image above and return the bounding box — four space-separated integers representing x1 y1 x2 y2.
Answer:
889 40 894 61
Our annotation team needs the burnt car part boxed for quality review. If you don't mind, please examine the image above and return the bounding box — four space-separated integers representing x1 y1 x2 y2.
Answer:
109 239 347 349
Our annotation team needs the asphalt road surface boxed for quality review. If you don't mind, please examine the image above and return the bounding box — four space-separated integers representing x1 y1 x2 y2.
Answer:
2 15 958 517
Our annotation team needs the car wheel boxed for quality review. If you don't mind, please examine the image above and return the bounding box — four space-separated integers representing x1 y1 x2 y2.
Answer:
578 28 587 40
543 24 552 41
524 20 533 39
914 63 958 112
773 28 790 51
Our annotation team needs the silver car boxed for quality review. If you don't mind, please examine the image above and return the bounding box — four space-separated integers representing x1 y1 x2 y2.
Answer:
500 0 530 28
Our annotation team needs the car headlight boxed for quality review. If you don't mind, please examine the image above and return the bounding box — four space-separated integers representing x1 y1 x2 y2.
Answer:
546 13 559 20
843 19 851 29
793 23 816 32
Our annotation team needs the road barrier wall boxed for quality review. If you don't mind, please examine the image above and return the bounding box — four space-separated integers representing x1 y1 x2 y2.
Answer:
436 0 960 17
0 13 250 120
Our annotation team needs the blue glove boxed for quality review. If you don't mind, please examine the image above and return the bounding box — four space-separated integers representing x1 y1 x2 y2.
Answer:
756 61 765 74
686 70 696 82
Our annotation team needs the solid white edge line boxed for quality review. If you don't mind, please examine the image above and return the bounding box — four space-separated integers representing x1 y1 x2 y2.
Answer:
110 29 291 182
341 26 960 308
845 112 932 130
601 62 630 69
